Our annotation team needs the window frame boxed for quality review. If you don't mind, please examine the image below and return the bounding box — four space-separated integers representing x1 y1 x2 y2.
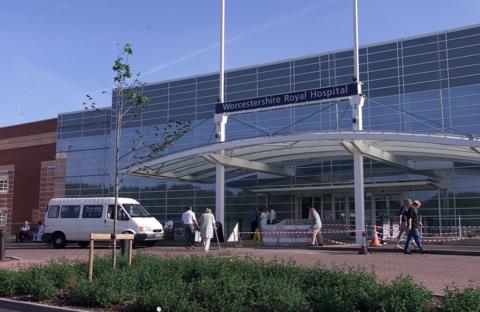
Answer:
47 205 60 218
0 176 8 193
60 205 81 219
81 205 104 219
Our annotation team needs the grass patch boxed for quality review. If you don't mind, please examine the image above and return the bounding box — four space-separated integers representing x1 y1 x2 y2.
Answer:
0 253 478 311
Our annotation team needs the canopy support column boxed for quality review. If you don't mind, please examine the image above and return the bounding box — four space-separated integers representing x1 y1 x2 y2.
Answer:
351 94 366 246
351 0 367 250
216 0 227 230
215 115 228 228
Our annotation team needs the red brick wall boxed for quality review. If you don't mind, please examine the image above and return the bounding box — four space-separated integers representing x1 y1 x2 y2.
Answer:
0 119 57 235
0 119 56 140
0 167 14 234
37 161 57 224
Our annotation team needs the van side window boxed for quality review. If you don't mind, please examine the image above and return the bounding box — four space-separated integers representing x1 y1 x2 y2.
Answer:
107 205 129 221
47 206 60 218
60 205 81 218
82 205 103 218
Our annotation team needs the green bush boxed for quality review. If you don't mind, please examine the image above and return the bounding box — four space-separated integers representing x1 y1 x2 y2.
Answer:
68 257 137 307
0 269 19 296
132 279 190 312
42 259 84 288
302 267 383 311
376 276 432 312
441 287 480 312
15 266 57 301
0 253 479 311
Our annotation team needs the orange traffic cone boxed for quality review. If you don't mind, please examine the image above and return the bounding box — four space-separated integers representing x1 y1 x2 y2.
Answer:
370 225 382 247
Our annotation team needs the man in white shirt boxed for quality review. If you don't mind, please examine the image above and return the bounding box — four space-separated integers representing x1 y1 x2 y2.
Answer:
267 206 276 224
181 206 198 249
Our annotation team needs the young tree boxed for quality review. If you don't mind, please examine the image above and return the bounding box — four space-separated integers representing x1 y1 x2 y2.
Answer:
85 43 191 268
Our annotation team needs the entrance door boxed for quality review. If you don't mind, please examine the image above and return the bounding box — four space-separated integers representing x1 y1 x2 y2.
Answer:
301 196 322 219
373 194 401 223
334 195 355 227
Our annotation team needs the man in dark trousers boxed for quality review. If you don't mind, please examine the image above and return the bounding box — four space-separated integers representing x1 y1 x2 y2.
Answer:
395 199 412 249
404 200 426 254
181 206 198 249
250 207 259 239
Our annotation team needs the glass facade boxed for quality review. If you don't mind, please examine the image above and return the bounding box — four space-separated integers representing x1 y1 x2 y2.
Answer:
56 25 480 233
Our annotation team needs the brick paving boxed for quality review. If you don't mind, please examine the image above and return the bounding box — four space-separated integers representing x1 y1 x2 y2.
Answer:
1 245 479 295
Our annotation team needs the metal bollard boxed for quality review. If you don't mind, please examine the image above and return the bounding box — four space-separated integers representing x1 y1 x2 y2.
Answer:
120 239 127 256
0 229 5 261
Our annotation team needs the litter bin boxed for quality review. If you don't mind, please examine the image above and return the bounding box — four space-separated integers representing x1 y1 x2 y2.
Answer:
121 238 128 256
0 228 5 261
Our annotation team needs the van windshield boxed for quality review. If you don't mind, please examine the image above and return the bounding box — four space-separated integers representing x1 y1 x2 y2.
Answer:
122 203 151 217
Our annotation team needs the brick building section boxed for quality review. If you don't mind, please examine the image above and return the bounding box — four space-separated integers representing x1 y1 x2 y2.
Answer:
0 165 14 234
0 119 57 236
53 154 67 199
37 161 56 224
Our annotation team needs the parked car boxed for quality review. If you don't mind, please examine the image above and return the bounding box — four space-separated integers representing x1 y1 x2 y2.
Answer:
43 197 163 248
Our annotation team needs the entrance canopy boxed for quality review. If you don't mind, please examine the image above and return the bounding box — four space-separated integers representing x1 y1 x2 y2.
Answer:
127 131 480 183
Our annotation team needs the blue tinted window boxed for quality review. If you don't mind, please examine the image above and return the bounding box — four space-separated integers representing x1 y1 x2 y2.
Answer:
82 205 103 218
258 68 290 80
403 35 438 47
258 62 290 72
169 78 196 87
448 45 480 59
295 63 319 74
225 67 256 78
448 27 480 39
294 57 318 66
60 205 81 218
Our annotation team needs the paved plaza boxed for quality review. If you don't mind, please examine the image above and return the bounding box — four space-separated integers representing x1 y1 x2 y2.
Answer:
1 245 479 296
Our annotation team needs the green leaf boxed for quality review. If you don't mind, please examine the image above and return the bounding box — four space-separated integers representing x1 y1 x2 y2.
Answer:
123 43 133 55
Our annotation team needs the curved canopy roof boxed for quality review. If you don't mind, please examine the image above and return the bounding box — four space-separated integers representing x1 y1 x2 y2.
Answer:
126 131 480 183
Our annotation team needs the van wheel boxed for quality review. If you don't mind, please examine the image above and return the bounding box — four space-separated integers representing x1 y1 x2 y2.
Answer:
52 232 67 249
78 242 89 248
146 242 155 247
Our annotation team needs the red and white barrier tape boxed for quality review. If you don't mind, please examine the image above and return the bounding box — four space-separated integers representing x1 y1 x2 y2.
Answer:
240 229 480 244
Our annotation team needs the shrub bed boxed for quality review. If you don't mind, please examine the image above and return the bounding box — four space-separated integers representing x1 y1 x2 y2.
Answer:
0 254 478 311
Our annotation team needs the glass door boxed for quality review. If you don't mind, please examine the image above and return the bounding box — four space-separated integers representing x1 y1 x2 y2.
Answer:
301 196 322 219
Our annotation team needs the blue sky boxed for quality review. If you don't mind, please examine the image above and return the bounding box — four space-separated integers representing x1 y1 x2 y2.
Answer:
1 0 480 127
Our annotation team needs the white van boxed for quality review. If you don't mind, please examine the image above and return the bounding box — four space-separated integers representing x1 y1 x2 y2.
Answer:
43 197 163 248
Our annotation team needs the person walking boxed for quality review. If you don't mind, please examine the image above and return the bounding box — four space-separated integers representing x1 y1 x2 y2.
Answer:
259 207 268 230
404 200 426 254
199 208 216 252
181 206 198 249
267 205 276 224
250 207 259 239
308 207 324 246
395 199 412 249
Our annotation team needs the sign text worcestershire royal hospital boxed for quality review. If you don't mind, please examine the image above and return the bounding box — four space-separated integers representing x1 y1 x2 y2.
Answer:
216 83 358 114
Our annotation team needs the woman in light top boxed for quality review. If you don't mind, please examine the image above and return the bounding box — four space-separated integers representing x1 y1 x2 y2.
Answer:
259 207 268 229
199 208 216 252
